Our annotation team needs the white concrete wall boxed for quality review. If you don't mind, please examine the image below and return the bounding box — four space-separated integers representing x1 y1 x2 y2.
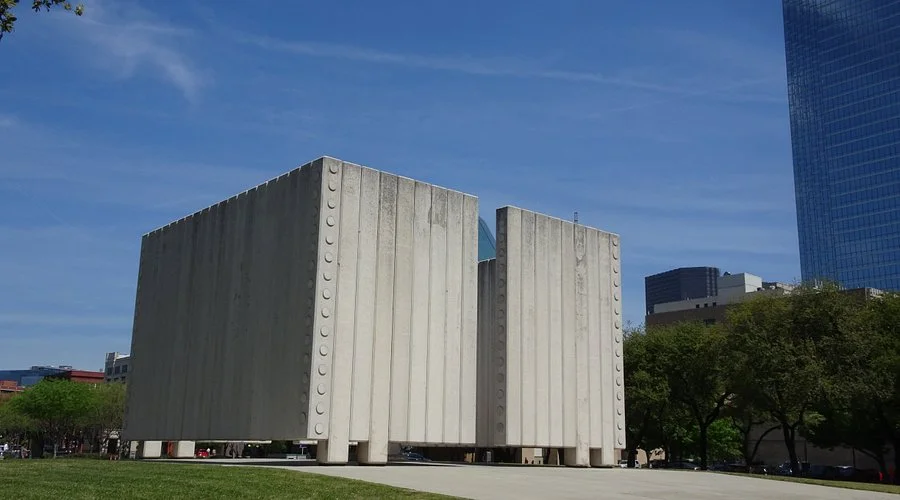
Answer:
478 207 624 467
125 157 479 464
125 162 322 442
313 159 479 463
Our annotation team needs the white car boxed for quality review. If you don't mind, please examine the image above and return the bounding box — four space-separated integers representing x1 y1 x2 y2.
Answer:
618 459 641 468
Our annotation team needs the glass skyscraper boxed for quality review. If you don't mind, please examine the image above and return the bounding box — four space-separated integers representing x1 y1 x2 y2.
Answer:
783 0 900 291
477 217 496 261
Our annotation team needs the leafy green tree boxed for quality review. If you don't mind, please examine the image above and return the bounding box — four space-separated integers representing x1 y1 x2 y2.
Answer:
705 418 742 463
727 284 859 475
11 379 93 457
724 395 779 466
0 393 31 450
87 382 127 456
651 322 733 470
0 0 84 41
623 326 669 466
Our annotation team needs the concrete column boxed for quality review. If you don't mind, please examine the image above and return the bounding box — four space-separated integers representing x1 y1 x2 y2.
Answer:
141 441 162 458
590 448 611 467
317 439 348 464
357 441 387 465
173 441 195 458
564 447 590 467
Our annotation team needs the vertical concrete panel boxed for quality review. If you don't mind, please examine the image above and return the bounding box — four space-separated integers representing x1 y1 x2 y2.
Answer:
502 207 522 446
534 215 551 447
220 194 244 438
169 216 194 439
124 234 152 438
202 201 226 439
182 206 211 438
443 191 463 443
547 218 564 447
573 224 590 465
232 190 256 439
519 210 536 447
326 163 361 463
350 167 380 441
388 177 415 441
560 221 577 448
365 172 398 463
407 182 432 443
248 183 273 438
288 170 322 439
598 232 616 465
475 259 496 447
586 229 603 448
426 188 448 443
611 234 626 452
312 158 340 443
459 195 479 444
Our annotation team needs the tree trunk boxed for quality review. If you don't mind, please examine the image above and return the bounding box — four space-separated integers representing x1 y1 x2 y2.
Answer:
781 423 799 477
893 442 900 485
749 425 779 465
627 448 638 468
698 424 709 470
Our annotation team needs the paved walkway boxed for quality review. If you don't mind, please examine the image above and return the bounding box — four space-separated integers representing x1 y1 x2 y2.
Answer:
297 464 894 500
177 459 894 499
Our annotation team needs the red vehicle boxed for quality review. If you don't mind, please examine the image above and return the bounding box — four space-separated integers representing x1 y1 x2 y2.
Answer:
195 449 210 458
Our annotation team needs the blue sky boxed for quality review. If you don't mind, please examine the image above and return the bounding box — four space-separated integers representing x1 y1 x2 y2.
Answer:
0 0 799 370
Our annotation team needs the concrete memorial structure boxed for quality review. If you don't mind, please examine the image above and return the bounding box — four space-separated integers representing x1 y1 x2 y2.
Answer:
476 207 624 467
124 156 623 466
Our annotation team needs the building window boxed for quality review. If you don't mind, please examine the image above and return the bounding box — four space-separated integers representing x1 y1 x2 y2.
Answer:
106 367 113 376
712 302 717 307
114 366 121 374
122 365 128 373
695 304 700 309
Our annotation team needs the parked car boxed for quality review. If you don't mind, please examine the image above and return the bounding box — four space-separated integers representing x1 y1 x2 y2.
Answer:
617 459 642 468
807 464 838 480
400 452 430 462
195 449 210 458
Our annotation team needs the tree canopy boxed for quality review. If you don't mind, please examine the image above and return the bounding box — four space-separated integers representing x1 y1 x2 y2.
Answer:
625 285 900 483
0 0 84 41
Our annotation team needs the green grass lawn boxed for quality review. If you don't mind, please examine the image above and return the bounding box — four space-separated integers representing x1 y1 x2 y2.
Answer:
731 473 900 495
0 459 457 499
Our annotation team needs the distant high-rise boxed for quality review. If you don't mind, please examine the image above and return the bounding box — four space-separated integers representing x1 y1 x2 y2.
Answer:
644 267 719 314
477 217 496 261
783 0 900 291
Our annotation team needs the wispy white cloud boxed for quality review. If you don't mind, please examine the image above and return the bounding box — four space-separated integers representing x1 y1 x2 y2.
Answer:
53 0 205 101
249 36 710 95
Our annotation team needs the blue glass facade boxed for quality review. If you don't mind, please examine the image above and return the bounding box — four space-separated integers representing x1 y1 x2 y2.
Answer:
477 217 496 261
784 0 900 291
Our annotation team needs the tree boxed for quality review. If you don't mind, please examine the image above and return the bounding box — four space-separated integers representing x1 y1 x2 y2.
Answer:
623 325 669 467
726 284 857 475
724 395 779 466
0 0 84 41
87 382 127 457
0 393 31 450
11 379 93 457
651 322 734 470
705 419 742 463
